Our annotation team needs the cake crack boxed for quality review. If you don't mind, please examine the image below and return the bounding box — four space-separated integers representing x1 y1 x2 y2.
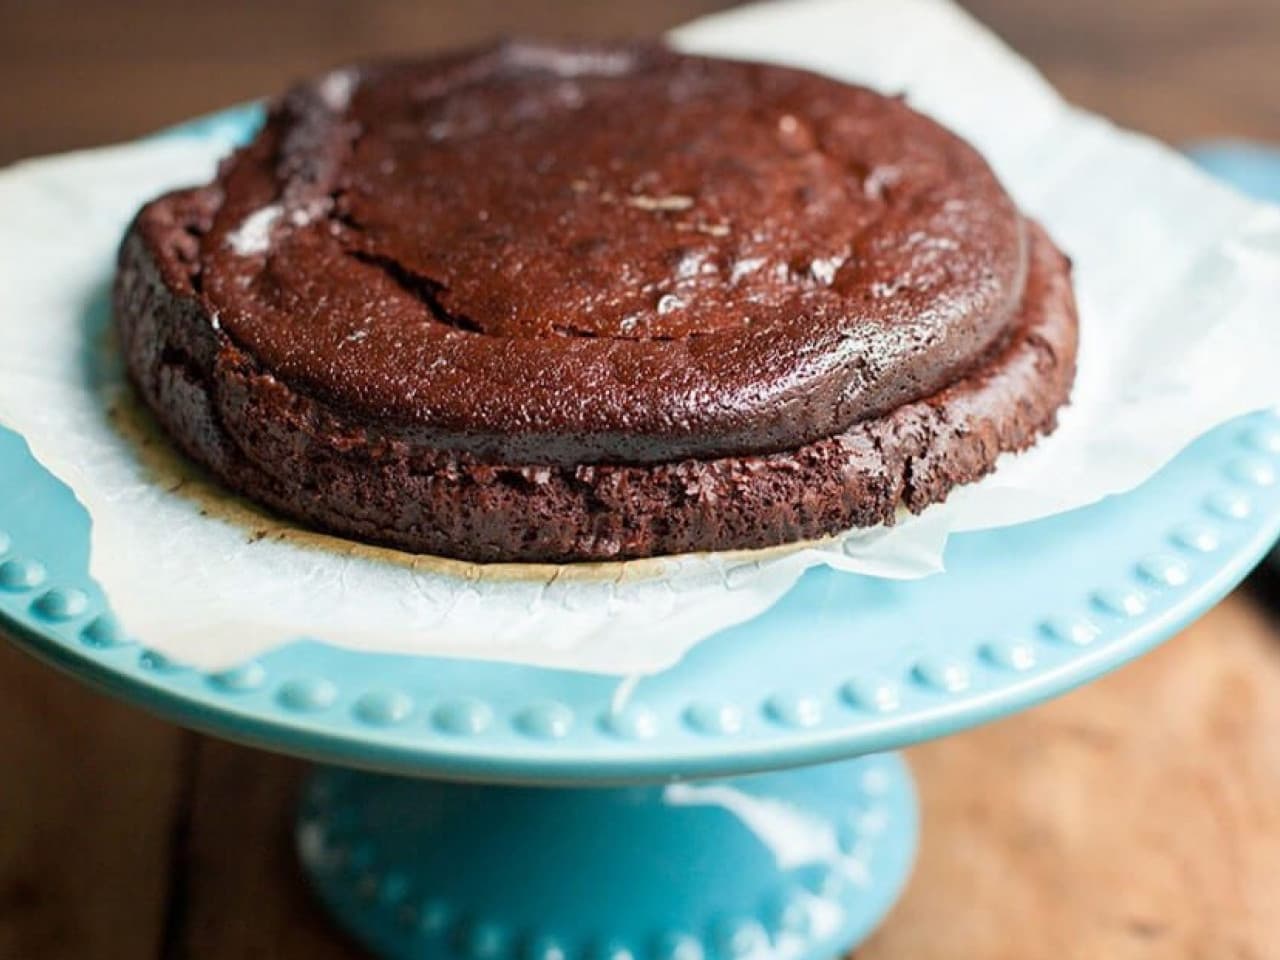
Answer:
346 250 483 335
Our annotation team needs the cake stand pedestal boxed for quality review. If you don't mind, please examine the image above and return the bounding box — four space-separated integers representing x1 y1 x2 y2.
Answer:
298 757 915 960
5 404 1280 958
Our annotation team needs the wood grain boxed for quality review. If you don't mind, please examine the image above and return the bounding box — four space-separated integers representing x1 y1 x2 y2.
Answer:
1 0 1276 166
1 0 1278 957
862 592 1280 960
0 642 188 959
172 740 365 959
965 0 1280 143
0 0 737 166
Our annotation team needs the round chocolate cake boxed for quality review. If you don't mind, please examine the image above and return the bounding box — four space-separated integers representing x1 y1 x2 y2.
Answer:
114 41 1078 562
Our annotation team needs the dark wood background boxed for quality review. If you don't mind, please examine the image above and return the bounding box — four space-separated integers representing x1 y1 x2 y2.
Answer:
5 0 1280 165
2 1 1279 957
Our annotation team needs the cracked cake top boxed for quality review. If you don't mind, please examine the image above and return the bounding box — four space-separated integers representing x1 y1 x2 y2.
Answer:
179 41 1026 465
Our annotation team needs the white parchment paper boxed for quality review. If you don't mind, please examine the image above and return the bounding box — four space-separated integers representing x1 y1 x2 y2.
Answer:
2 0 1279 673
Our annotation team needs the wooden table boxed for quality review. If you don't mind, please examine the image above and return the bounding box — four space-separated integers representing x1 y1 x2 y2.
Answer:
2 1 1278 956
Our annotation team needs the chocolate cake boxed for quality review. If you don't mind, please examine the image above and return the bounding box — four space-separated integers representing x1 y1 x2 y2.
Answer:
114 41 1078 563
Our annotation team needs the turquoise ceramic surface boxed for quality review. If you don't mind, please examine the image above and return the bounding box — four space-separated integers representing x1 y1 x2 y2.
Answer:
299 756 916 960
5 412 1279 785
1187 141 1280 206
2 113 1277 959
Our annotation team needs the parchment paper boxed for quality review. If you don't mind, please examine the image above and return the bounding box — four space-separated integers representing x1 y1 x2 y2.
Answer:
2 0 1279 672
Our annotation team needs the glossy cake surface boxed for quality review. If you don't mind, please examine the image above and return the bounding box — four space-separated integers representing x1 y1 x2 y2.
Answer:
114 42 1078 561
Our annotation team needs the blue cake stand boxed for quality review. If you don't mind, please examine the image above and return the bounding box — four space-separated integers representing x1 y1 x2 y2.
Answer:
5 415 1280 959
3 114 1279 957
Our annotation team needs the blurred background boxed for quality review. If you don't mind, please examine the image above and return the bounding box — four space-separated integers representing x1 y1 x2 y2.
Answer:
3 0 1279 165
2 1 1279 958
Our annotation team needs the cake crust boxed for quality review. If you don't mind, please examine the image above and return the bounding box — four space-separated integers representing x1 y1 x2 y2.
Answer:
114 42 1078 562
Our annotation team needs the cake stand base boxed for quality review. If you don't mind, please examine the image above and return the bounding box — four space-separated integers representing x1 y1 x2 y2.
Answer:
297 755 917 960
